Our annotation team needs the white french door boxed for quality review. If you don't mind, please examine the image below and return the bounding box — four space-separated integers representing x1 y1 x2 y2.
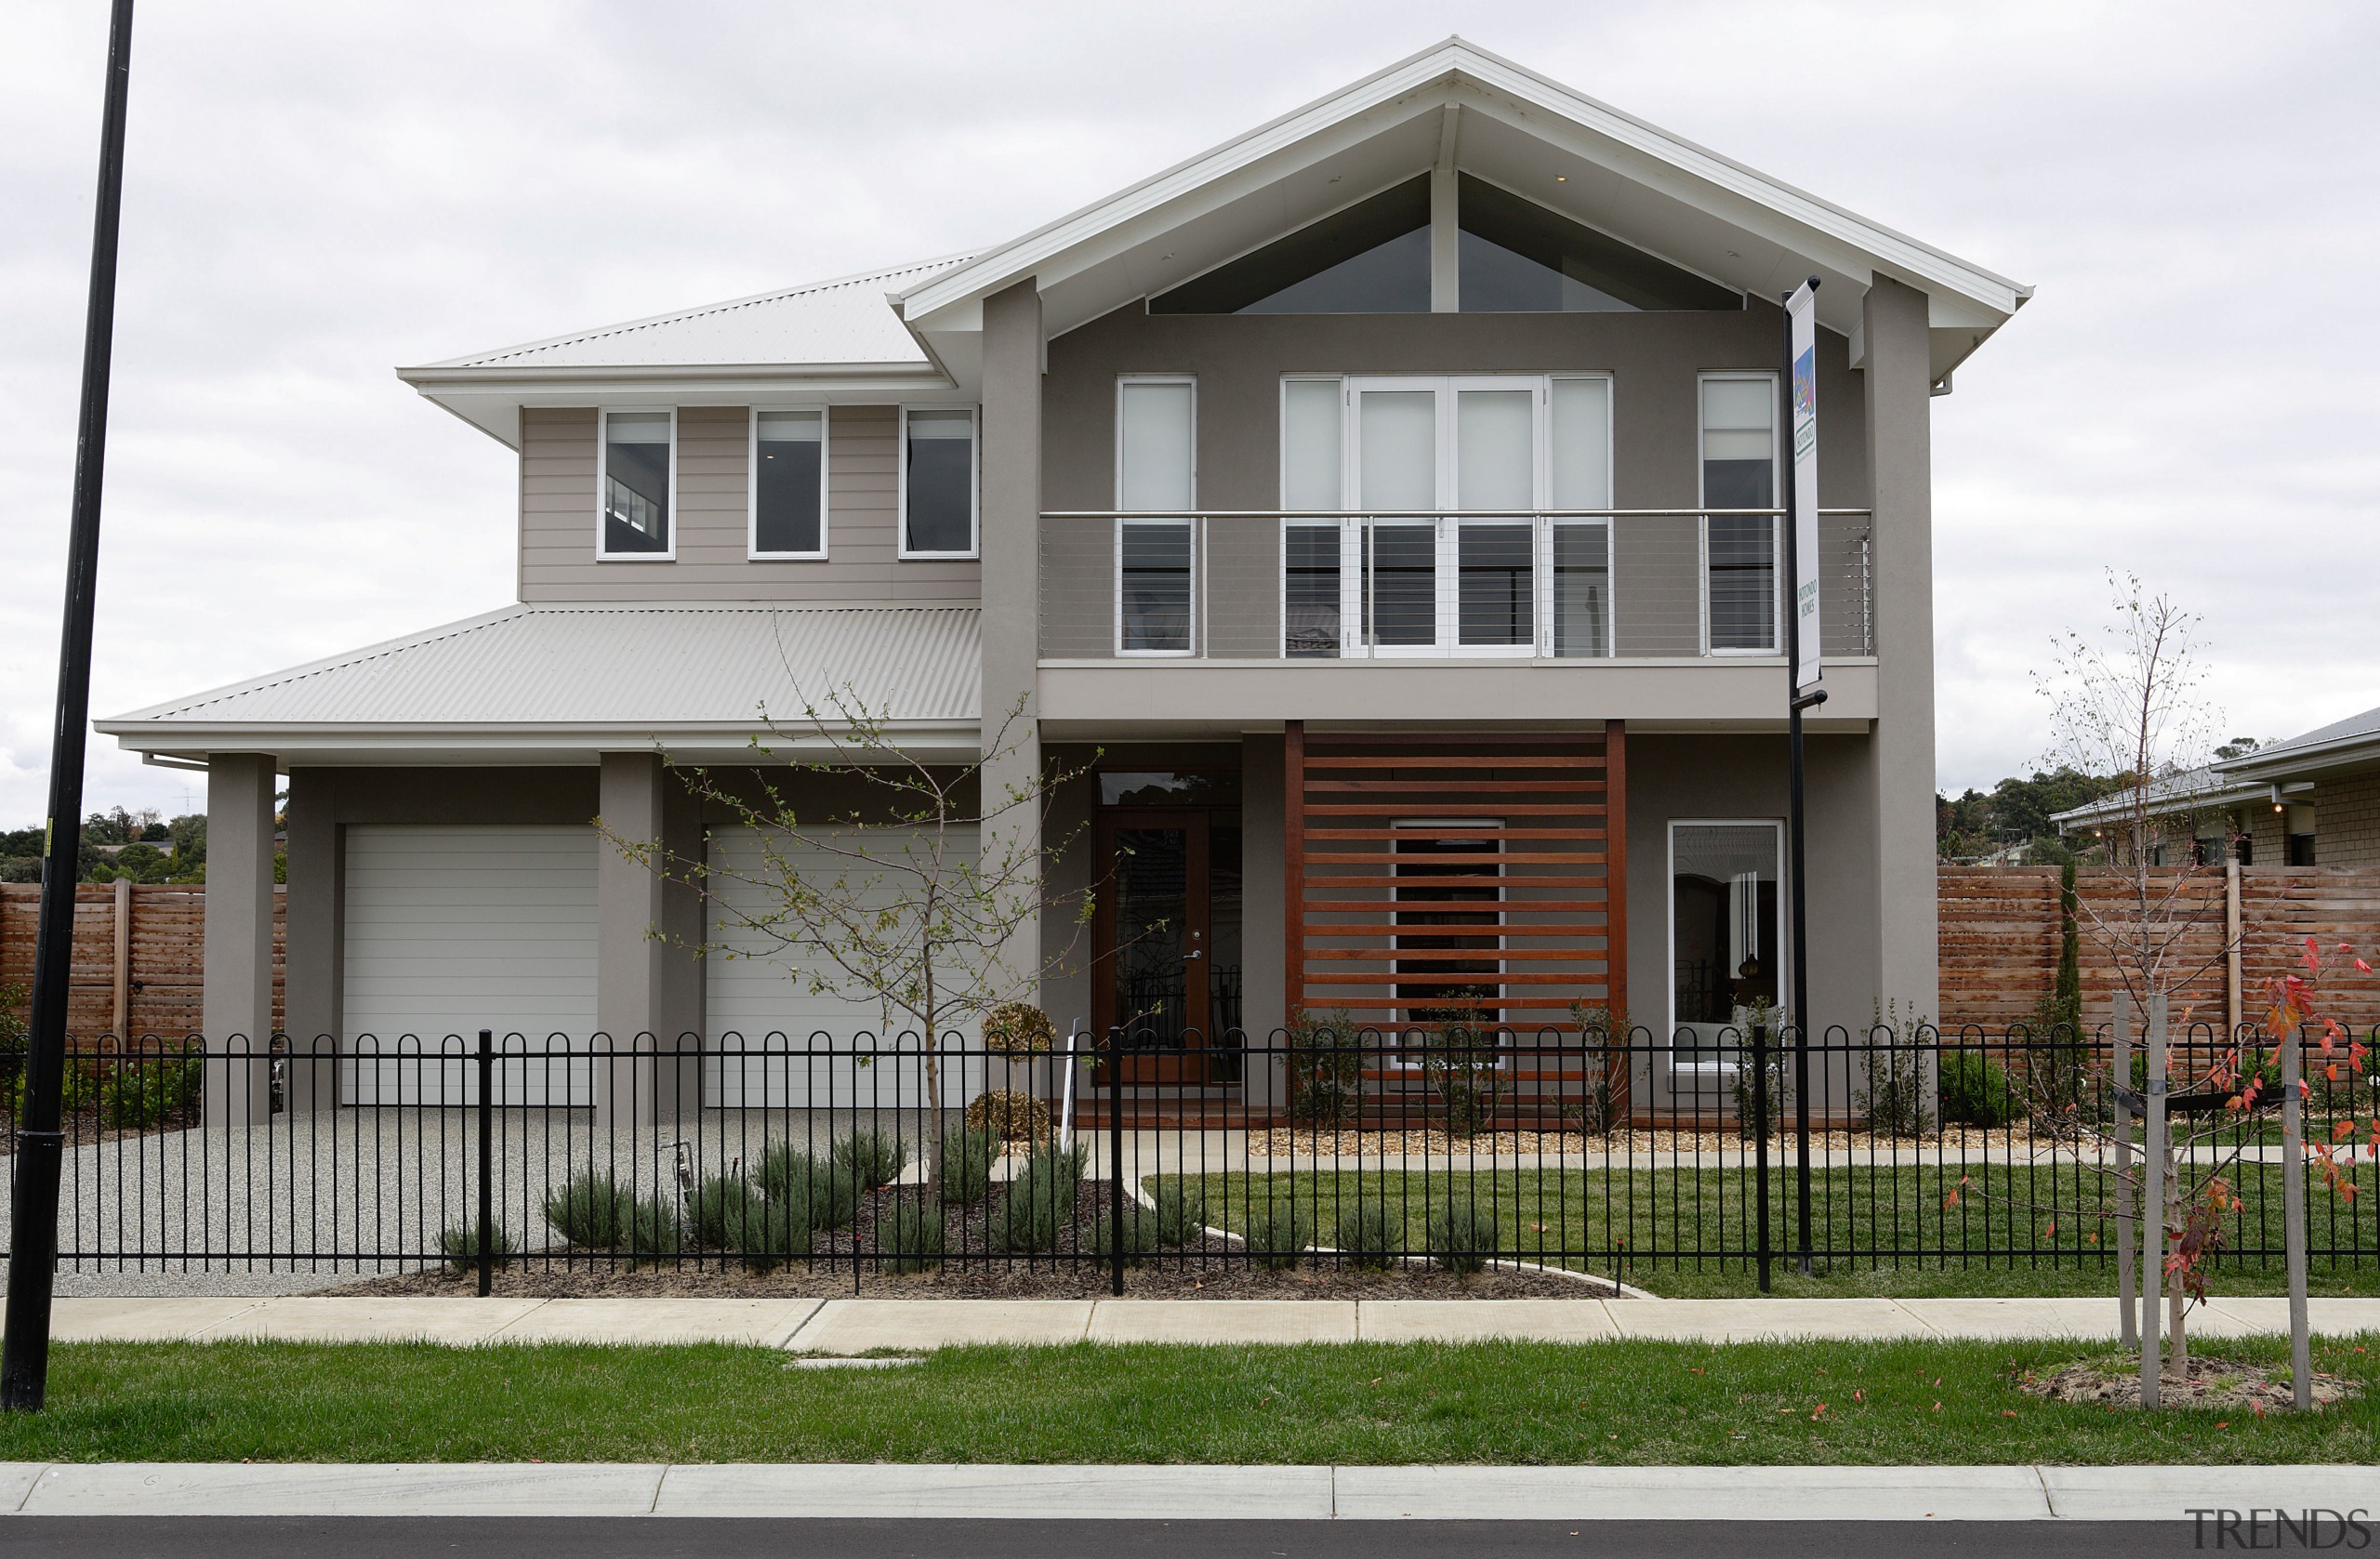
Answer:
1283 376 1617 659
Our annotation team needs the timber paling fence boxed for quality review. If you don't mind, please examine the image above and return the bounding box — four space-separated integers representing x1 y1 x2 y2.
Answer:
0 1025 2373 1294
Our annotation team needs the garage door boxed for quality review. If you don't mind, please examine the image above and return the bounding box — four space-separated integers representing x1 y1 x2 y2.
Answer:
704 823 984 1107
342 824 599 1103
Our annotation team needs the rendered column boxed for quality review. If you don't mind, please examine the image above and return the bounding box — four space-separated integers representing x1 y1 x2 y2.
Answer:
1859 277 1940 1020
200 752 277 1126
979 278 1044 1016
278 767 342 1109
595 751 702 1124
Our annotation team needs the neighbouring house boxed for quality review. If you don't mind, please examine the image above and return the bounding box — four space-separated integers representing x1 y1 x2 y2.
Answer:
95 39 2030 1121
2053 707 2380 870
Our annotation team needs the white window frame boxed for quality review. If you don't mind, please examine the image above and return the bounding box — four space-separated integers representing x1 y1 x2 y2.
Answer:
897 404 980 560
1114 377 1198 657
1663 816 1788 1062
747 405 830 561
596 406 678 562
1696 371 1781 657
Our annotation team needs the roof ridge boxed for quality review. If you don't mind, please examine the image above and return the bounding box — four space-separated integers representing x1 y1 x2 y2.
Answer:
449 254 974 369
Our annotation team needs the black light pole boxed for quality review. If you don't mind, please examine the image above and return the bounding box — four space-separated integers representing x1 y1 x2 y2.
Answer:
3 0 138 1414
1779 281 1822 1281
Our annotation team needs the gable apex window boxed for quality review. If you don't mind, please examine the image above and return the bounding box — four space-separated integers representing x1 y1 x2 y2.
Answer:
900 407 977 558
750 408 826 559
1150 178 1429 315
1148 171 1740 316
599 409 674 560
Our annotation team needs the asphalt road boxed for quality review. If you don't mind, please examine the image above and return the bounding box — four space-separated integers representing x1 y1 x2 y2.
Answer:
0 1519 2207 1559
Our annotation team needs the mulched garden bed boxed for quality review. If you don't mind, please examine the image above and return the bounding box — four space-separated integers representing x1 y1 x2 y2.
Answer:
2019 1354 2360 1410
332 1174 1612 1301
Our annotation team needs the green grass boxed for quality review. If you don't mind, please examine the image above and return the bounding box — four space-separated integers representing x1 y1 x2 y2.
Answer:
5 1336 2376 1464
1165 1164 2380 1298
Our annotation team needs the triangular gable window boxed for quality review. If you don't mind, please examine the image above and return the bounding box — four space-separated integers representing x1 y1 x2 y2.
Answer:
1151 178 1429 315
1458 174 1739 312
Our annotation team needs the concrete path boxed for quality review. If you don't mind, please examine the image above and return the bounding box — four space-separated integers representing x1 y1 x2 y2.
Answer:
41 1293 2380 1349
2 1461 2373 1521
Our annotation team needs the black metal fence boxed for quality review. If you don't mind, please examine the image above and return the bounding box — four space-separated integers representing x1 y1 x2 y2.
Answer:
2 1024 2373 1296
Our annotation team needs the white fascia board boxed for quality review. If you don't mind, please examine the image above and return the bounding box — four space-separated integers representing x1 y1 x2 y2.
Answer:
403 366 959 450
901 37 2030 329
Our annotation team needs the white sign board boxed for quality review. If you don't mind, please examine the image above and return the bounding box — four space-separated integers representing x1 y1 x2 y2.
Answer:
1787 281 1821 695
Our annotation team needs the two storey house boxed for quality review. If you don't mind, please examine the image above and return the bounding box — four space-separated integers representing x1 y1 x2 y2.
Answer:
99 40 2030 1120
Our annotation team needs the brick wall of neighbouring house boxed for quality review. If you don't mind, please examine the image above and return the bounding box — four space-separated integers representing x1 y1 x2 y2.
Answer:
2313 773 2380 868
1938 865 2380 1032
0 883 285 1041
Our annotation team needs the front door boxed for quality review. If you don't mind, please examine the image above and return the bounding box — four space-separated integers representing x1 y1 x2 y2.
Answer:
1094 806 1243 1082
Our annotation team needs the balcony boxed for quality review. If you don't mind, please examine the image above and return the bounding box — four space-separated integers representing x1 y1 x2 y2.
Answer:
1037 509 1874 663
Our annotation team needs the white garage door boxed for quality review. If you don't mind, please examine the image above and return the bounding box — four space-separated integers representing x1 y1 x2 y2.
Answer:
342 824 599 1103
705 823 985 1107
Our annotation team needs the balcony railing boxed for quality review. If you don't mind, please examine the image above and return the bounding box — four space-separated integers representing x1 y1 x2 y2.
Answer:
1038 509 1874 662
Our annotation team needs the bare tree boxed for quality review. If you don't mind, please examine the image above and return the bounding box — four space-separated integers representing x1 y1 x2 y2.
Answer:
2034 571 2229 1011
605 689 1091 1188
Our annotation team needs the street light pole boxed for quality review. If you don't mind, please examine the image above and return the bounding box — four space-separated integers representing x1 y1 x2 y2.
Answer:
2 0 139 1414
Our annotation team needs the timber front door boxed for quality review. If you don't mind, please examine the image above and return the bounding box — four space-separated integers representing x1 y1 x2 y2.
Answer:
1092 772 1243 1081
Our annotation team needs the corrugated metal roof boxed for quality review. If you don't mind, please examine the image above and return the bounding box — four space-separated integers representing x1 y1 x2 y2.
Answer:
427 256 971 371
100 605 982 730
2235 705 2380 763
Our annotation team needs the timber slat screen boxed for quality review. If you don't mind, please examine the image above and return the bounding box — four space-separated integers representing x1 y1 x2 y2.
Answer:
1283 722 1625 1055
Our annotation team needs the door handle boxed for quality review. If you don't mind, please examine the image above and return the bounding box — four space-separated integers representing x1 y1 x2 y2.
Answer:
1183 950 1204 960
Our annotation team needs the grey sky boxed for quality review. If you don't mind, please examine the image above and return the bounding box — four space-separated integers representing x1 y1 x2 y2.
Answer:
5 0 2374 822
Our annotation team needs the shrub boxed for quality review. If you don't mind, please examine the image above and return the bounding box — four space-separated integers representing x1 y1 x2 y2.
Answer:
725 1195 810 1273
832 1130 911 1189
438 1218 517 1274
1858 998 1934 1138
621 1194 682 1260
989 1159 1074 1253
687 1172 760 1249
544 1170 631 1248
1152 1181 1208 1246
1286 1009 1365 1128
755 1145 860 1231
984 1002 1058 1054
1421 1024 1507 1139
965 1089 1051 1144
1333 1200 1400 1272
879 1199 945 1274
1242 1201 1315 1270
1939 1050 2016 1128
1087 1207 1158 1268
1022 1139 1088 1187
95 1055 200 1130
1728 1045 1793 1140
1427 1196 1499 1275
934 1127 998 1207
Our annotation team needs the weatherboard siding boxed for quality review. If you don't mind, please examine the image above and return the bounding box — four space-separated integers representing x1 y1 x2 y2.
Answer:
515 405 981 604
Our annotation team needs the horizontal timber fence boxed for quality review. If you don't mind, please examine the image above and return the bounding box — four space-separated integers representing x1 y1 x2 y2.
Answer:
0 1024 2372 1298
1940 865 2380 1032
0 881 284 1039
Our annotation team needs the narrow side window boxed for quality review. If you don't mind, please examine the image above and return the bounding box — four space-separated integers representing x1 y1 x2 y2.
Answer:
1700 377 1777 653
752 409 826 557
902 408 976 556
601 411 672 558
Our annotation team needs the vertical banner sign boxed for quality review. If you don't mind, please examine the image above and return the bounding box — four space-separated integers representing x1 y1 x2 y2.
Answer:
1786 281 1821 694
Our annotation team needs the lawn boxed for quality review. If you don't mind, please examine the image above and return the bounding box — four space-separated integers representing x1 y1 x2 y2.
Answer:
4 1336 2375 1465
1161 1162 2380 1298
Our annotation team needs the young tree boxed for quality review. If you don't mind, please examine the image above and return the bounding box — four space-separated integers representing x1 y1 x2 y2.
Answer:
605 689 1092 1188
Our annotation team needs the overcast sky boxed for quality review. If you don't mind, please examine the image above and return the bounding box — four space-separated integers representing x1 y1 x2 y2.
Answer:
5 0 2375 824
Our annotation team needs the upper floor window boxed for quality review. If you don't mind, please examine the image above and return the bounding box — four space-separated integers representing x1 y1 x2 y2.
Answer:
1699 375 1778 654
1276 374 1612 658
751 409 826 559
901 408 976 558
1116 378 1196 655
599 410 673 559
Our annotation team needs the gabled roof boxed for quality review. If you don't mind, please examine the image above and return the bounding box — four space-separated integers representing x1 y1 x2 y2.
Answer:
2213 704 2380 785
2051 767 2268 831
898 37 2030 384
97 604 983 766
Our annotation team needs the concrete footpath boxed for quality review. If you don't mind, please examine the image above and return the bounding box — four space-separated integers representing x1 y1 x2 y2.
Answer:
40 1293 2380 1350
0 1461 2373 1521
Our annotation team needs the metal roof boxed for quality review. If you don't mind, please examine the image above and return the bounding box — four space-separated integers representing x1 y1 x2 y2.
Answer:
415 256 971 372
2213 704 2380 783
98 604 982 745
